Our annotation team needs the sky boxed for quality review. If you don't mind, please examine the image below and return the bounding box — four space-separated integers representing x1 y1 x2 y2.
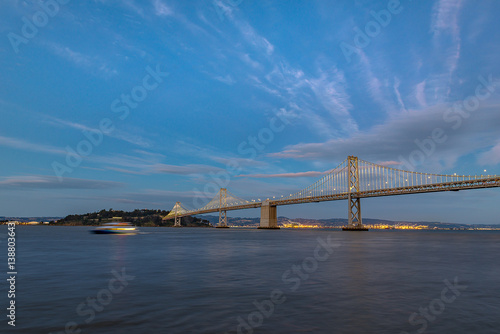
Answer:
1 0 499 224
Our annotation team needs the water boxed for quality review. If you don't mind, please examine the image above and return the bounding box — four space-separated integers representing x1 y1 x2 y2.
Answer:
3 226 500 333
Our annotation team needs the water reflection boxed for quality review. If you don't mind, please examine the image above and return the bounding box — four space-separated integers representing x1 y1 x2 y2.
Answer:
8 226 500 334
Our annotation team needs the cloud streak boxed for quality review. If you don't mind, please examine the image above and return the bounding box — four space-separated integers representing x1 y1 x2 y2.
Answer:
0 135 65 155
236 171 329 178
153 0 174 17
47 43 118 77
0 175 123 190
45 116 152 147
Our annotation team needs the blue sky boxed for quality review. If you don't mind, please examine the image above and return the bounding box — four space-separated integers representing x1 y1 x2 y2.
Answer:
1 0 500 224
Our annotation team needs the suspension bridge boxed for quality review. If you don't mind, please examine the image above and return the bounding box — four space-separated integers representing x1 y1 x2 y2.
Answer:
164 156 500 230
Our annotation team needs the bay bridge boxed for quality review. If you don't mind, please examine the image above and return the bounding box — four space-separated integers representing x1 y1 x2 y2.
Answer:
164 156 500 230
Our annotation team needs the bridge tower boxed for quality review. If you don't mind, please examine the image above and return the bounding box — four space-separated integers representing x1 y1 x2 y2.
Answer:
343 156 368 231
174 202 182 227
217 188 229 228
259 200 279 229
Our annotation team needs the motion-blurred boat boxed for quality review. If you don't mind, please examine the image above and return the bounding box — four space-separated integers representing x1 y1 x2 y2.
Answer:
90 222 137 234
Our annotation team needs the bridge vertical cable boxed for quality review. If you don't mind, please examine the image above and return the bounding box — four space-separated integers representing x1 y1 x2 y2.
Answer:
356 159 492 194
281 159 349 202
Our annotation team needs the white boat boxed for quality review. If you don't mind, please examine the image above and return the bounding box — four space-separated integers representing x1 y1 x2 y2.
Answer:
90 222 138 234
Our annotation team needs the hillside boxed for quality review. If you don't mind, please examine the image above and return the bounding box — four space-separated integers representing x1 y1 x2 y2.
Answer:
54 209 211 227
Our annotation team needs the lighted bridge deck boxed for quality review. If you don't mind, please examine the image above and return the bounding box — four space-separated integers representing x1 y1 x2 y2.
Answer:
164 156 500 229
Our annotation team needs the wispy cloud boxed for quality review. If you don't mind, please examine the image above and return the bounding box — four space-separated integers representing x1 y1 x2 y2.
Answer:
240 53 261 69
236 171 329 178
426 0 463 103
106 167 146 175
305 68 357 134
211 156 267 168
0 135 64 155
211 0 275 59
108 189 214 209
152 0 173 16
173 140 268 170
355 49 397 114
83 150 224 176
45 116 152 147
47 43 118 77
393 77 406 111
235 20 274 56
415 80 427 108
478 141 500 166
0 175 123 189
431 0 463 37
118 0 146 18
376 160 403 167
151 163 224 175
247 59 357 138
214 74 236 85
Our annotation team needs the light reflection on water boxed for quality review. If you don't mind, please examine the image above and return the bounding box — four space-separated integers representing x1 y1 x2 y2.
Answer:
7 226 500 334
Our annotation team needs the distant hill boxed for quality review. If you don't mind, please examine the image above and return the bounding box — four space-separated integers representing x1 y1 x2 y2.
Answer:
199 215 499 229
53 209 211 227
1 216 62 223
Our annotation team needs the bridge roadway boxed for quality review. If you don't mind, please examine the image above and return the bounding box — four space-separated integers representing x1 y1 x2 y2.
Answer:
175 176 500 218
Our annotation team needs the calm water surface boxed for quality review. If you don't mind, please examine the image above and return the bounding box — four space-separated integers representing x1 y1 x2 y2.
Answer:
3 226 500 333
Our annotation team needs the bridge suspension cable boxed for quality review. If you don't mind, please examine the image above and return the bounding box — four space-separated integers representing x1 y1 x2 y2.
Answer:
284 158 350 201
190 188 251 212
275 158 498 201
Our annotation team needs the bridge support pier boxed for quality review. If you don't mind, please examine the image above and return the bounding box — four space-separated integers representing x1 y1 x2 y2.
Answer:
174 215 181 227
259 200 279 229
343 156 368 231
